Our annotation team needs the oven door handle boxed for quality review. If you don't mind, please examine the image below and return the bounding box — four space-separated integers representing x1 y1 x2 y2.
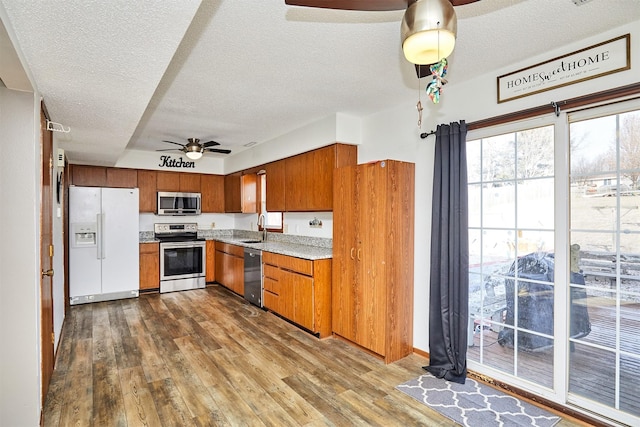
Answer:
161 241 206 249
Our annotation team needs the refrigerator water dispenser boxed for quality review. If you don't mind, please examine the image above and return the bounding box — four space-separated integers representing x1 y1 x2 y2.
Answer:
71 223 97 247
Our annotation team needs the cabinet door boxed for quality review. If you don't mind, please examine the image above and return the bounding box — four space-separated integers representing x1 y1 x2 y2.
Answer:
215 248 244 295
206 240 215 282
106 168 137 188
71 165 106 187
265 160 285 212
137 170 157 212
290 271 314 331
139 243 159 290
308 145 335 211
355 163 388 356
224 172 242 212
332 165 358 341
241 174 257 213
157 171 180 192
179 173 201 193
284 153 307 211
201 174 225 212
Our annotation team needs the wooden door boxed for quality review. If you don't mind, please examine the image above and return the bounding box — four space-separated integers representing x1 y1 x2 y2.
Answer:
205 240 215 282
241 174 257 213
39 106 55 404
332 165 358 341
179 172 201 193
157 171 180 192
106 167 137 188
224 172 242 212
71 164 106 187
139 243 159 290
265 160 285 212
356 162 388 356
137 170 157 212
309 145 335 211
201 174 224 212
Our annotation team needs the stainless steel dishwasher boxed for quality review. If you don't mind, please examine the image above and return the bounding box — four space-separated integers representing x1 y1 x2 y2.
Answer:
244 247 263 307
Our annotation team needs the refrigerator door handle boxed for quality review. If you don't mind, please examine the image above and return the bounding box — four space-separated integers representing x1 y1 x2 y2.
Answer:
101 212 106 260
96 213 103 259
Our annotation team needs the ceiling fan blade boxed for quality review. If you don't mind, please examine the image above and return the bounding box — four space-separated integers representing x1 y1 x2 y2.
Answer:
285 0 409 11
201 140 221 147
205 148 232 154
162 140 186 147
449 0 481 6
156 148 183 152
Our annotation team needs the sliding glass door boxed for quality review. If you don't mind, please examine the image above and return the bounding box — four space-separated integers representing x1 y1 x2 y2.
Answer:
466 100 640 426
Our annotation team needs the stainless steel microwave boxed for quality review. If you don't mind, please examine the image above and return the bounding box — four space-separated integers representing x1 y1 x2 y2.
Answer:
157 192 201 216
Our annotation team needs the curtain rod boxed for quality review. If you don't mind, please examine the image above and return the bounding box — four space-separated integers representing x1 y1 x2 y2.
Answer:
420 82 640 138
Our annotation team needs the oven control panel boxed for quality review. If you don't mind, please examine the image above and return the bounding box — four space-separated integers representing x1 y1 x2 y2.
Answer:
154 223 198 235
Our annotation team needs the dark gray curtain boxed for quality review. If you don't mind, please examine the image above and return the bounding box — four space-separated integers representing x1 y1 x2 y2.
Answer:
424 120 469 384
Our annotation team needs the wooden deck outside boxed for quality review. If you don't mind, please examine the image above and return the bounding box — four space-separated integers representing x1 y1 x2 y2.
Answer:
467 300 640 419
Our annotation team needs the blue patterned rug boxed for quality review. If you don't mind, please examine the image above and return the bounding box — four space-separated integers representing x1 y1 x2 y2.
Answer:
397 373 560 427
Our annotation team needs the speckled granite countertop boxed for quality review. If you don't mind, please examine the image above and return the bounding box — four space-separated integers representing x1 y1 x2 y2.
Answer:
139 229 332 260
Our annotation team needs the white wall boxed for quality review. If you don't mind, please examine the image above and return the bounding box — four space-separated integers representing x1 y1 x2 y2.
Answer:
0 86 42 427
51 139 65 350
116 148 225 174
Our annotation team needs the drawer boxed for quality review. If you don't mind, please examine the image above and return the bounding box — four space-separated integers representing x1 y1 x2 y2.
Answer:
214 241 244 257
263 277 280 295
139 242 159 254
263 251 313 276
263 264 280 281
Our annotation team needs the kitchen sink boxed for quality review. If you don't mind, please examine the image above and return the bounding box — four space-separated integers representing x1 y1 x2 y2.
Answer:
240 240 263 244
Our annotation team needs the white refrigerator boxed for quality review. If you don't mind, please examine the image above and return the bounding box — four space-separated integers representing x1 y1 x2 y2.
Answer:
69 186 140 305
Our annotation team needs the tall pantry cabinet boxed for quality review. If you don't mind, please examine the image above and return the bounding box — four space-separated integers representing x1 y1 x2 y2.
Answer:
332 160 415 363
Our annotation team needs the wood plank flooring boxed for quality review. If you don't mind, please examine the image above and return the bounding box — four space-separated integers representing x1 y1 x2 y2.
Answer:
43 284 585 426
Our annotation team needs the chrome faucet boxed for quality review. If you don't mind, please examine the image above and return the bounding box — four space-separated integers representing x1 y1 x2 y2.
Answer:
257 213 267 242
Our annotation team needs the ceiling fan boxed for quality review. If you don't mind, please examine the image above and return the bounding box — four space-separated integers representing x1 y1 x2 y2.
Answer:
157 138 231 160
285 0 480 74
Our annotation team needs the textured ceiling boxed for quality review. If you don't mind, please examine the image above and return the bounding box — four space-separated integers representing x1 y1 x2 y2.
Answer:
1 0 639 165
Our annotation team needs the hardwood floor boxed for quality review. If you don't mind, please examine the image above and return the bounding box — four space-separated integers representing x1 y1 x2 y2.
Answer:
43 285 585 426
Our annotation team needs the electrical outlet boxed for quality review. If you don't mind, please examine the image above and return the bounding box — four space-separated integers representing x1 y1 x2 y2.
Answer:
284 224 289 233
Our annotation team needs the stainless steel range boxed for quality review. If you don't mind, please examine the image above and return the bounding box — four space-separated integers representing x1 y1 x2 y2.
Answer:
154 223 206 293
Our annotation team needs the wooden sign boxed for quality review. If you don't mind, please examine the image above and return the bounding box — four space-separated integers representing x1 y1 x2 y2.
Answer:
497 34 630 103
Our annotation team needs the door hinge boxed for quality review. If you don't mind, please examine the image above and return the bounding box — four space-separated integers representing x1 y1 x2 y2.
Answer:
51 332 55 345
49 244 54 257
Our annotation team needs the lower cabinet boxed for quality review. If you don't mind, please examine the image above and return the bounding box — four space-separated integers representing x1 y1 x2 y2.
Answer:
214 241 244 295
262 252 331 338
139 242 159 291
206 240 215 282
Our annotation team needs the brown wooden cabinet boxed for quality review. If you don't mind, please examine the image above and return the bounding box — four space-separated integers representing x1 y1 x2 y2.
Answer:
139 242 159 291
224 173 257 213
284 143 357 211
262 251 332 338
332 160 414 363
214 241 244 295
106 167 137 188
264 159 286 212
137 170 157 212
206 240 215 282
201 174 225 213
156 171 180 192
179 172 201 193
71 165 107 187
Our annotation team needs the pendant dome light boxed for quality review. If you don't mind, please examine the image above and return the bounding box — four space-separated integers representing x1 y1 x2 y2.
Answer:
401 0 457 65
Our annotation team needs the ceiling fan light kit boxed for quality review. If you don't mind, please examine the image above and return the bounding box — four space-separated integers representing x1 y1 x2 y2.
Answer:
401 0 457 65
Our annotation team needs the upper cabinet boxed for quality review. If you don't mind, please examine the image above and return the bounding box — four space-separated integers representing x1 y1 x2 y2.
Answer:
71 165 137 188
264 160 285 212
284 143 357 211
157 171 201 193
71 165 106 187
224 172 257 213
201 174 225 213
137 170 157 213
179 173 201 193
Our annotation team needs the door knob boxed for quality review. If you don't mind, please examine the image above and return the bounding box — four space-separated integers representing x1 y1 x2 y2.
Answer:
41 269 54 277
